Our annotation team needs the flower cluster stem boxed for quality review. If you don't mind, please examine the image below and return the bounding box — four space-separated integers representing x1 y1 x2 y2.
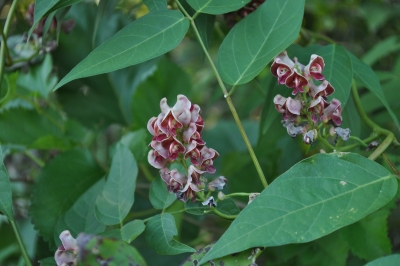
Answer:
351 80 398 160
10 220 32 266
176 0 268 188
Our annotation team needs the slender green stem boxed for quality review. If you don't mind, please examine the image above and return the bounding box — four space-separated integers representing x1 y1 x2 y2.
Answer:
176 0 268 188
0 26 12 66
368 134 393 161
317 134 378 152
349 136 368 147
223 192 252 199
211 207 237 220
0 0 19 93
227 85 237 97
139 163 154 182
10 220 32 266
24 151 45 167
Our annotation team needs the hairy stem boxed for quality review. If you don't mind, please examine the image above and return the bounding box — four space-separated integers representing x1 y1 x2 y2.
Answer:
176 0 268 188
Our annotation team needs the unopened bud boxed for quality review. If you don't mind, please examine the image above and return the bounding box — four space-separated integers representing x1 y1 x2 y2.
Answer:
218 191 225 201
248 193 260 204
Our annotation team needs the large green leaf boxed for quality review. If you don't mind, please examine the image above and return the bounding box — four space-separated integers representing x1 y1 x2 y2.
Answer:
217 0 305 85
149 177 176 210
186 0 250 15
199 152 397 264
143 0 168 11
77 234 147 265
95 144 138 225
348 51 400 130
0 147 14 222
145 213 195 255
54 179 106 246
55 10 189 89
365 254 400 266
342 209 391 261
316 44 353 106
30 148 104 248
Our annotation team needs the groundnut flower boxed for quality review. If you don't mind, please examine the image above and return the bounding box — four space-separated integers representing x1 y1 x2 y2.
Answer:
304 54 325 80
179 174 201 202
309 80 335 99
285 69 308 95
202 196 217 207
334 127 351 141
208 176 227 191
54 230 78 266
321 98 343 126
308 96 330 116
270 51 295 84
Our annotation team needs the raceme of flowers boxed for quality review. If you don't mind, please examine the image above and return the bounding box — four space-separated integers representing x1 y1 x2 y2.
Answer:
147 95 227 203
271 51 350 144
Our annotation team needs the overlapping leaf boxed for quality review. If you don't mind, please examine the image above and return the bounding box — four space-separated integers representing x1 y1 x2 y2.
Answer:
145 213 195 255
122 220 145 243
217 0 305 85
95 144 138 225
187 0 250 14
365 254 400 266
199 152 397 264
143 0 168 11
348 51 400 130
0 147 14 221
149 177 176 210
55 10 189 89
30 148 104 248
316 44 353 106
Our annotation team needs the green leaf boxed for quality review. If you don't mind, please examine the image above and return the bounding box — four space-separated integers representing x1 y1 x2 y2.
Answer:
217 0 305 85
299 230 349 266
30 0 82 38
362 36 400 66
55 10 189 89
348 51 400 130
143 0 168 11
199 152 397 264
17 54 57 98
77 234 147 265
119 129 148 161
186 0 250 15
184 200 209 215
30 148 104 248
145 213 195 255
131 58 192 129
181 244 262 266
95 144 138 225
0 109 64 147
54 179 106 246
342 209 391 261
149 177 176 210
365 254 400 266
316 44 353 106
184 198 240 216
121 220 145 243
98 229 122 240
0 147 14 221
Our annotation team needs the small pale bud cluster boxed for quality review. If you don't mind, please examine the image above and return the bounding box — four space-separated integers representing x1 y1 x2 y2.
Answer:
148 95 227 202
271 51 349 144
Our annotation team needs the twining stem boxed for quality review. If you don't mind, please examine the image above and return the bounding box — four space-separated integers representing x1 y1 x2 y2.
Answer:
176 0 268 188
24 151 45 168
350 80 398 160
0 0 19 93
211 208 237 220
222 192 253 199
382 153 400 177
10 220 32 266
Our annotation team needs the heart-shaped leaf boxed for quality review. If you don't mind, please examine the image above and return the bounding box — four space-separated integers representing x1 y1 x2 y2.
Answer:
55 10 189 89
199 152 397 264
217 0 305 85
95 144 138 225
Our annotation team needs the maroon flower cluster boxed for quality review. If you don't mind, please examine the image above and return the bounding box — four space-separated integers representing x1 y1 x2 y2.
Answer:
147 95 226 202
270 51 346 144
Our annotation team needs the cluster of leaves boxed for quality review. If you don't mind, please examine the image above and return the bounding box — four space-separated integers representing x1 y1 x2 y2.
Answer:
0 0 400 265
